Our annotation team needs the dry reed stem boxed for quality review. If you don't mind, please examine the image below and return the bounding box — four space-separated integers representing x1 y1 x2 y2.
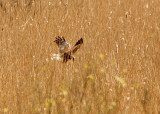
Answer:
0 0 160 113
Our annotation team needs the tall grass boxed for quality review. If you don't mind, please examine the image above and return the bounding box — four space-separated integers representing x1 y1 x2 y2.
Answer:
0 0 160 113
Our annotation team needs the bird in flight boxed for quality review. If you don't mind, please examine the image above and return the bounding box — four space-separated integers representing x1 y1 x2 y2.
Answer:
53 36 83 63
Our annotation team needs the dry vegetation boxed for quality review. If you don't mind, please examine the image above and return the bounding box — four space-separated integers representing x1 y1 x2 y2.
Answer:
0 0 160 113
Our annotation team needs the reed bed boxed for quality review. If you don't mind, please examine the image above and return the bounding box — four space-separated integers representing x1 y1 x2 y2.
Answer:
0 0 160 113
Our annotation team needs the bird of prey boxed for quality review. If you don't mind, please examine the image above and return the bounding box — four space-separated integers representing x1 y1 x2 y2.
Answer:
53 36 83 63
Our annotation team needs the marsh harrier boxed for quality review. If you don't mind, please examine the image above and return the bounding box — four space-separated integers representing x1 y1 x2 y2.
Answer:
53 36 83 63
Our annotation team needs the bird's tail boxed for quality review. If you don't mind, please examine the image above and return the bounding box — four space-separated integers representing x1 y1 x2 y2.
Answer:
63 52 74 63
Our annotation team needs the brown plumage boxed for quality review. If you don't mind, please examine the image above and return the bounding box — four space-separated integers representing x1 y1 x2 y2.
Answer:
54 36 70 53
54 36 83 63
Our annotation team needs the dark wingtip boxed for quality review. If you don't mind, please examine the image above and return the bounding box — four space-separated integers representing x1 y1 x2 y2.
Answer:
74 38 83 46
80 38 83 44
62 36 66 41
54 36 66 46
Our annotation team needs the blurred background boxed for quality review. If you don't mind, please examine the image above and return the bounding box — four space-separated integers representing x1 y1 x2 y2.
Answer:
0 0 160 113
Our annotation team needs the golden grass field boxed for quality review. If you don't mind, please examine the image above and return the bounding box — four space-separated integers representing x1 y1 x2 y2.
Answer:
0 0 160 113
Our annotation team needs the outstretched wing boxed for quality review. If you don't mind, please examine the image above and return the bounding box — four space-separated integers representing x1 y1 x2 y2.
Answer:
54 36 70 53
54 36 66 47
70 38 83 54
